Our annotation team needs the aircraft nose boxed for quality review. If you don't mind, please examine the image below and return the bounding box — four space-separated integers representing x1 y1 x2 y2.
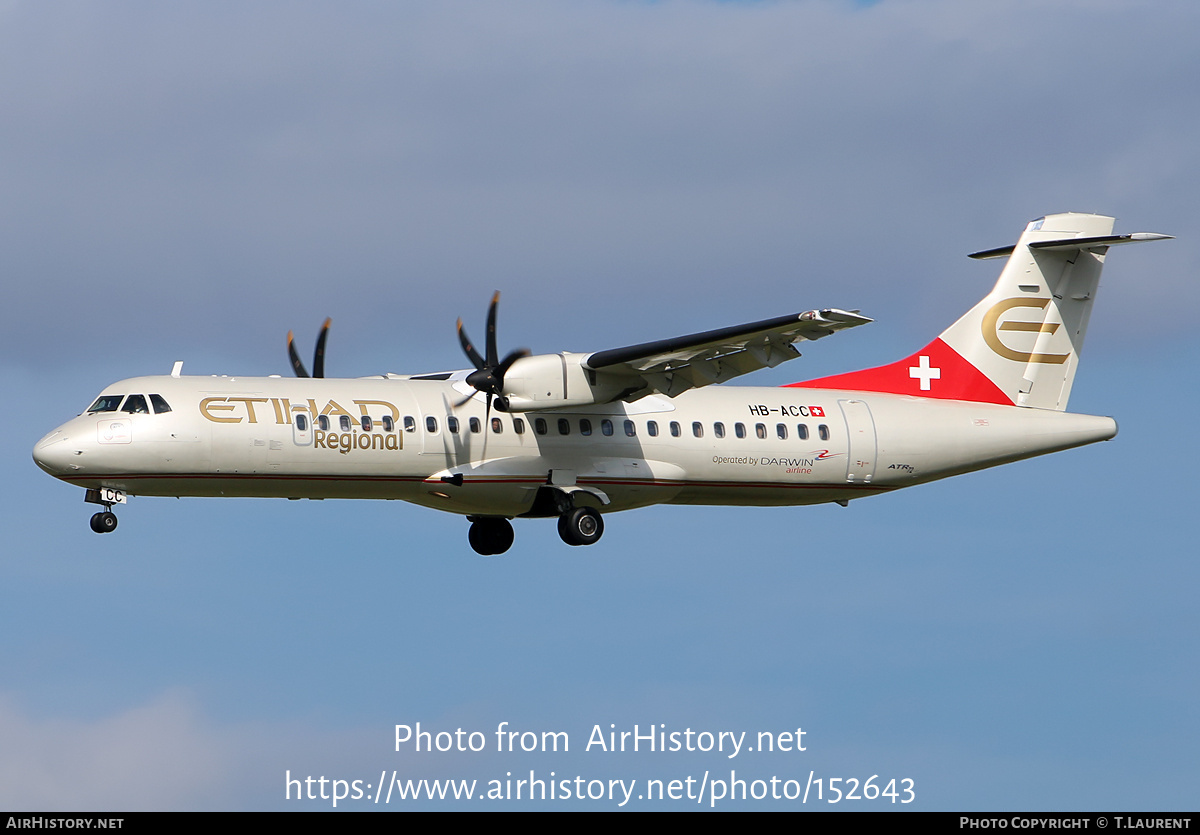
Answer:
33 429 80 476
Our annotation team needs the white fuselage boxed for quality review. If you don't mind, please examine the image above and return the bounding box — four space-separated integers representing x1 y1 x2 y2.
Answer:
33 372 1117 518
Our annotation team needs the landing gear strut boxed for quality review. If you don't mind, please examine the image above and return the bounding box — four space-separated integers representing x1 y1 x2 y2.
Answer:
84 487 124 534
468 517 515 556
558 506 604 546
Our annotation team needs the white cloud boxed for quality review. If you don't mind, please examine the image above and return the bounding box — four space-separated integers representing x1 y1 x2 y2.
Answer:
0 690 237 810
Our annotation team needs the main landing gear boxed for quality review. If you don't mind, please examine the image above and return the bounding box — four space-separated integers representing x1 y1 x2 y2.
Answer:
84 487 125 534
557 506 604 547
468 517 515 556
466 506 606 555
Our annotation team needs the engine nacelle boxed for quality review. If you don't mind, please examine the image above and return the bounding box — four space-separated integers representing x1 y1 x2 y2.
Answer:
499 352 628 412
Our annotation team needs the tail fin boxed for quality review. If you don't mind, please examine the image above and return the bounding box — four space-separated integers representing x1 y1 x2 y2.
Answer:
788 212 1170 410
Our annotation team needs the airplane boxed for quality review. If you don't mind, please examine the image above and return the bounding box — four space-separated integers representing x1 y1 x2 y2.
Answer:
33 212 1169 555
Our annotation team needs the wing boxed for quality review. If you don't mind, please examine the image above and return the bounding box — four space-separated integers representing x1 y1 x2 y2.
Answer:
583 307 871 399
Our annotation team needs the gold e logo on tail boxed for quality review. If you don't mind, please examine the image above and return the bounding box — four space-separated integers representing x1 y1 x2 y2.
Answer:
981 298 1069 365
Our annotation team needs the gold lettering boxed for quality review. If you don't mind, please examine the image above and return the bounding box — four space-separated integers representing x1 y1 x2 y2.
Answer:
353 399 401 421
226 397 270 424
270 398 286 424
981 298 1070 364
199 397 241 423
999 321 1061 334
320 399 354 418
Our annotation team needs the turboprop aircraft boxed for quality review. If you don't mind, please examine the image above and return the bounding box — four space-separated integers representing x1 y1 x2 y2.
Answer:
33 212 1169 555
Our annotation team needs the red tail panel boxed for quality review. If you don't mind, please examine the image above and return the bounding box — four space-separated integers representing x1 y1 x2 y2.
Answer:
785 338 1013 405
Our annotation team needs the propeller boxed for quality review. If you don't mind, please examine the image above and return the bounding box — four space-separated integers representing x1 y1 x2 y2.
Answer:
456 292 529 414
287 318 331 378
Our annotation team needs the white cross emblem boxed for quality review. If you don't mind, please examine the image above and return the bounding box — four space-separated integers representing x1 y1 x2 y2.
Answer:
909 355 941 390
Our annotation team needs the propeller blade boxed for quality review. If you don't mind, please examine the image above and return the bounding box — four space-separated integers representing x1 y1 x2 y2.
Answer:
452 391 478 409
287 331 310 378
457 319 486 370
497 348 530 378
458 293 522 408
313 317 331 379
481 391 493 459
485 291 500 368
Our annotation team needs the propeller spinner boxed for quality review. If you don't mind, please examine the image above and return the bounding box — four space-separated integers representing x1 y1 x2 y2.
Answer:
456 292 528 412
287 317 331 378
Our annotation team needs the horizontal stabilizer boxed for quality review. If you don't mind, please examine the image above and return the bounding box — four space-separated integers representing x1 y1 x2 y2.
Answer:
969 232 1172 260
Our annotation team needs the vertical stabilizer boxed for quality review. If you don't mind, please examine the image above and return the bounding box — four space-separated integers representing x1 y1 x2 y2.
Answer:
789 213 1169 410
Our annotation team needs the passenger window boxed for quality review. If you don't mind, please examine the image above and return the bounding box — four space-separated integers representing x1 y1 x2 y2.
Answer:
340 415 352 432
580 419 593 436
601 419 614 436
647 420 658 437
295 414 309 431
756 423 767 439
469 417 481 434
149 394 172 414
426 416 438 433
382 416 395 432
404 416 416 432
361 416 373 431
735 423 746 439
535 418 548 435
447 416 459 434
669 421 681 438
513 418 525 435
692 421 704 438
797 423 808 440
818 424 830 440
777 424 787 440
122 395 149 414
318 415 330 431
87 395 123 413
558 418 571 436
714 422 725 439
492 417 503 434
624 420 636 437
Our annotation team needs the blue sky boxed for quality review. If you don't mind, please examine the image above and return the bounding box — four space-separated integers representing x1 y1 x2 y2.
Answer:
2 0 1197 810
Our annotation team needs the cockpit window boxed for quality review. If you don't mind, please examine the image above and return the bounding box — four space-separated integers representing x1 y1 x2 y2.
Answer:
87 395 124 413
149 394 172 414
121 395 149 414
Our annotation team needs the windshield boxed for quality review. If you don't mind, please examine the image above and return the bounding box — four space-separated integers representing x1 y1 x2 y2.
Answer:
87 394 124 413
121 394 149 414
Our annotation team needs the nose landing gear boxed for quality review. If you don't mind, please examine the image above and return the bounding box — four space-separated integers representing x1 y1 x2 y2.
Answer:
84 487 125 534
89 511 118 533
